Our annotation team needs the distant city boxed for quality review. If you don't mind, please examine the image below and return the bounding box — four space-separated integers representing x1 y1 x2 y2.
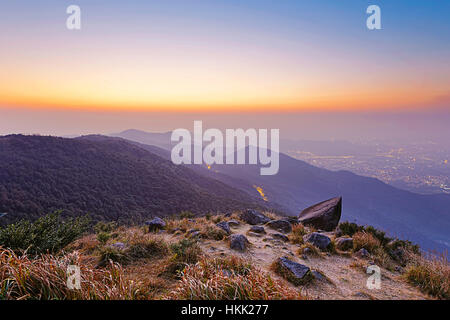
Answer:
283 140 450 195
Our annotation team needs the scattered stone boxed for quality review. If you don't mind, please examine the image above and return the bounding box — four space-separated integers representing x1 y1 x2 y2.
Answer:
311 270 325 281
303 232 331 250
230 234 250 251
298 197 342 231
190 231 201 238
335 237 353 251
249 225 266 234
303 247 313 255
241 209 270 225
264 244 272 248
224 212 232 217
145 217 166 232
355 248 370 259
275 257 311 285
271 233 289 242
216 221 231 234
110 242 126 250
187 228 200 234
227 219 240 227
266 220 292 233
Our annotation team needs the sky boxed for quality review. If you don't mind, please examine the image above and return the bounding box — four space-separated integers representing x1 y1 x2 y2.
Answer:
1 0 449 138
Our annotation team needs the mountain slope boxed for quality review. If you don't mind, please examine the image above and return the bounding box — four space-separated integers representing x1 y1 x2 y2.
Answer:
0 135 267 224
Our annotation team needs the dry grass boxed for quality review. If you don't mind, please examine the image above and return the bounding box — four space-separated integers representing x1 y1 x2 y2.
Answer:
166 256 305 300
404 252 450 299
298 243 323 258
0 247 146 300
166 217 227 240
353 231 381 254
289 224 307 244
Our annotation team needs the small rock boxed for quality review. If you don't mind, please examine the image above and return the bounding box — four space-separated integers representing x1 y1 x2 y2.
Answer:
228 219 240 227
249 225 266 234
355 248 370 259
230 234 250 251
335 237 353 251
190 231 201 238
266 220 292 233
241 209 270 225
303 247 313 255
145 217 166 232
276 257 311 285
311 270 325 281
110 242 126 250
271 233 289 242
187 228 200 234
216 221 231 234
303 232 331 250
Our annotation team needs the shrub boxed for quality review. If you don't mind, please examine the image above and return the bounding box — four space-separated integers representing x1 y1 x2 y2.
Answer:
353 231 381 254
166 256 305 300
0 212 89 255
179 211 195 219
338 222 363 237
164 239 202 276
404 253 450 299
97 232 112 245
200 225 227 240
94 221 117 234
289 224 307 244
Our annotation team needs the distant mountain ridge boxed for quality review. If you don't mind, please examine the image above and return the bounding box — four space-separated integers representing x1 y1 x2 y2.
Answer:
0 135 267 225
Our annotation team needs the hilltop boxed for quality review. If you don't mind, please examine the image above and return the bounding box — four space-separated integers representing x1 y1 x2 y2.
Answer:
0 135 266 224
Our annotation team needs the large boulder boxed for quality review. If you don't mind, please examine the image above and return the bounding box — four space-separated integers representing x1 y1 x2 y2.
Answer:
216 221 231 234
145 217 166 232
303 232 331 250
230 234 250 251
266 220 292 233
241 209 270 225
275 257 311 285
298 197 342 231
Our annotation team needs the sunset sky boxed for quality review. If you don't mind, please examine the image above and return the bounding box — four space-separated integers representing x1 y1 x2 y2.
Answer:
0 1 449 137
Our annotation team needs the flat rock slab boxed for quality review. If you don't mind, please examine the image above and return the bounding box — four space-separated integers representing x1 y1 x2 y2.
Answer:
298 197 342 231
276 257 311 285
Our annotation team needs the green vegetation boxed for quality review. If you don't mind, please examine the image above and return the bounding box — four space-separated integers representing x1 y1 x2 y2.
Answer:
0 212 89 255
